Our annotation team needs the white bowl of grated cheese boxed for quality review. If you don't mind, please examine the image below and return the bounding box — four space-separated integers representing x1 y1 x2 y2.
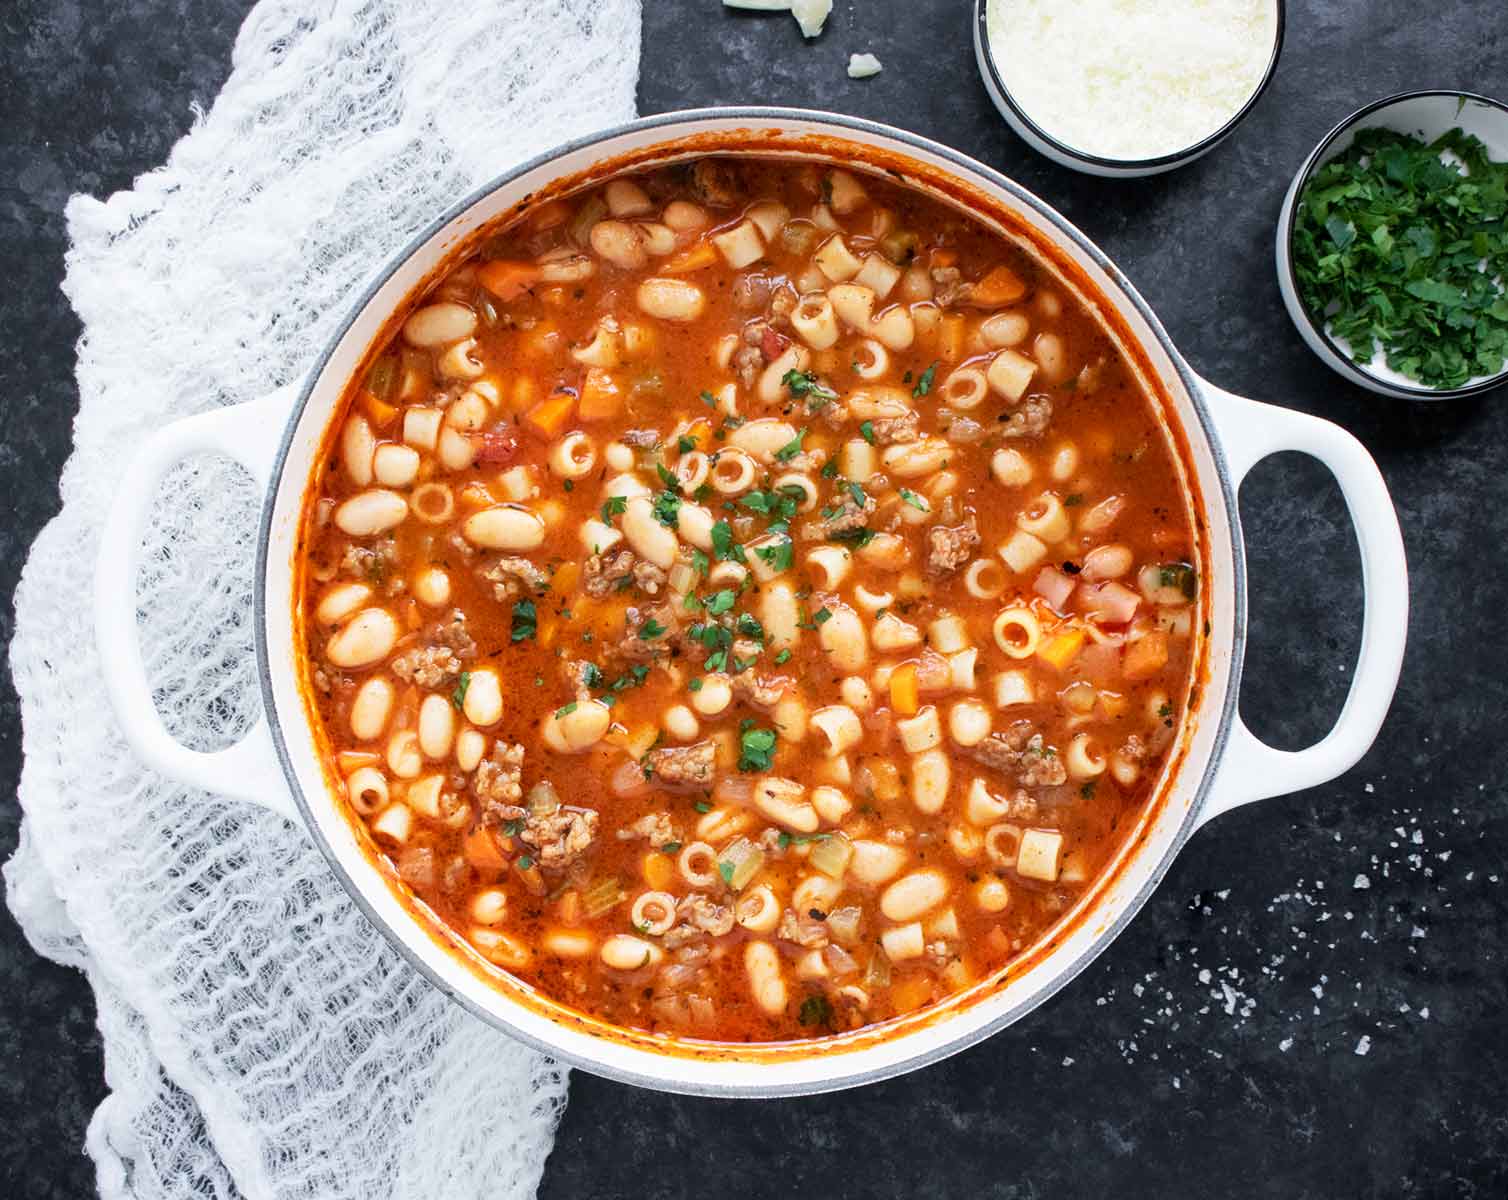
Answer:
974 0 1285 177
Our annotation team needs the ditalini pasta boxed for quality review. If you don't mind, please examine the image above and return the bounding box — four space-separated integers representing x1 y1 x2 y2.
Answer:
298 157 1200 1041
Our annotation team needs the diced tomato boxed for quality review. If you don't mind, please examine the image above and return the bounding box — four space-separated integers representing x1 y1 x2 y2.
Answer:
475 426 519 465
760 326 791 361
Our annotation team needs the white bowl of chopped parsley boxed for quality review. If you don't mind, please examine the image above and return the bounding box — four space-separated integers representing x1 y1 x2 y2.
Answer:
1277 90 1508 399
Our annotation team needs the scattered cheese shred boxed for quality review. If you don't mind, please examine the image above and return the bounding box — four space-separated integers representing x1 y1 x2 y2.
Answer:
984 0 1277 160
847 52 883 79
721 0 831 39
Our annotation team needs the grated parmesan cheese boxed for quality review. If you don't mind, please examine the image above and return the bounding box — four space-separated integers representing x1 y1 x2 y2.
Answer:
985 0 1278 161
847 52 883 79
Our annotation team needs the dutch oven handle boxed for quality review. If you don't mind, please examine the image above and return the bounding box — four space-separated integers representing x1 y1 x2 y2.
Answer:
1195 378 1409 828
93 387 300 819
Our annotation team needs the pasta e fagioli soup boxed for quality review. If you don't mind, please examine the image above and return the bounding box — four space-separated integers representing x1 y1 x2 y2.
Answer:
297 156 1201 1042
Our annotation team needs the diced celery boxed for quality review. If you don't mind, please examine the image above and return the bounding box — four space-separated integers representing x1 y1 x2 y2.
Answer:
366 356 397 399
567 195 607 248
582 876 624 918
718 837 765 892
527 781 560 817
809 832 853 880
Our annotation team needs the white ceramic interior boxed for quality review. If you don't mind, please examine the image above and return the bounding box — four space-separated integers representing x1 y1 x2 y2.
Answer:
1276 90 1508 400
972 0 1286 178
94 109 1409 1097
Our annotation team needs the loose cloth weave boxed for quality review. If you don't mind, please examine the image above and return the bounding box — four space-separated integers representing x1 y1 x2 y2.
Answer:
6 2 641 1195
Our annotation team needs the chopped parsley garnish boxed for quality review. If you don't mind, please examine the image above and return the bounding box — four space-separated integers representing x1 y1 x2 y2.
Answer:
555 701 578 718
1292 125 1508 389
820 459 838 479
655 463 680 493
563 479 574 492
1064 493 1084 507
704 650 728 672
754 537 794 573
737 725 778 772
450 672 471 710
600 495 627 524
700 389 717 408
711 519 747 563
501 818 524 837
737 612 765 641
1158 561 1198 600
813 606 833 625
782 369 838 408
741 488 800 521
858 420 876 445
677 434 697 454
774 428 808 463
898 487 927 511
688 678 704 693
662 841 682 855
638 617 667 640
847 481 868 508
1157 702 1173 719
694 800 712 813
912 360 939 397
829 527 876 548
706 589 738 615
691 549 710 576
582 663 603 689
510 599 537 642
774 648 792 665
651 489 682 528
516 856 535 871
798 994 833 1027
718 861 736 887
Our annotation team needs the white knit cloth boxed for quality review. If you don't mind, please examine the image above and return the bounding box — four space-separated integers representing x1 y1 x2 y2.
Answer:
5 2 640 1196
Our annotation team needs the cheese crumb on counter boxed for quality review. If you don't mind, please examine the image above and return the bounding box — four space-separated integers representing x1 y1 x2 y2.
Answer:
847 53 883 79
984 0 1278 160
721 0 831 39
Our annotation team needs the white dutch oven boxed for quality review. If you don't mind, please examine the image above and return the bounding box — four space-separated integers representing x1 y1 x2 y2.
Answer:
94 109 1408 1097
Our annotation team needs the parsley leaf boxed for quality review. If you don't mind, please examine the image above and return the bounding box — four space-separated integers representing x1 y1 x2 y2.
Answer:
774 648 792 665
638 617 667 640
711 519 747 564
912 360 939 397
737 725 778 772
555 701 578 718
774 428 808 463
655 463 680 494
782 369 838 408
898 487 927 511
600 495 627 524
798 994 833 1027
510 599 537 643
754 537 793 573
677 434 697 454
705 589 738 615
652 489 682 528
859 420 875 445
450 672 471 710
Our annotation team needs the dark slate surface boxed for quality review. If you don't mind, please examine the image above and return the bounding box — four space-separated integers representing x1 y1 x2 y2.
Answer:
2 1 1504 1196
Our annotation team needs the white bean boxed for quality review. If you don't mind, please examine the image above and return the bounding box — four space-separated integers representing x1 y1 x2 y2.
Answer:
418 693 456 759
402 301 477 348
348 676 395 740
316 581 372 627
462 668 503 727
413 567 451 608
326 608 399 668
744 940 787 1016
334 489 408 537
372 443 420 488
601 934 663 971
462 505 546 551
622 495 679 568
636 277 706 322
341 414 375 485
880 868 950 922
753 777 819 833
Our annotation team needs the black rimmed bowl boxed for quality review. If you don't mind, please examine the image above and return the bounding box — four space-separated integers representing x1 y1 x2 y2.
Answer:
1276 89 1508 400
972 0 1285 177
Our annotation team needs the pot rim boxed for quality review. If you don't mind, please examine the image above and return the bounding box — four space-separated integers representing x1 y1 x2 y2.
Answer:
253 106 1248 1096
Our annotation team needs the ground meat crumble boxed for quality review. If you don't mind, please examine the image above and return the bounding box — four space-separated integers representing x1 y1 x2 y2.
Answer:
925 514 980 578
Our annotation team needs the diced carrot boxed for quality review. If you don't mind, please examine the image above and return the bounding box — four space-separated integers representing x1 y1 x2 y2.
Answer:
510 375 538 413
359 391 400 429
578 367 623 421
662 241 718 273
1036 628 1086 672
335 750 380 775
463 827 509 873
969 263 1028 307
477 259 541 302
890 973 934 1014
552 561 580 596
889 662 920 716
643 851 674 890
524 390 577 437
527 198 571 231
1123 630 1170 680
939 313 967 361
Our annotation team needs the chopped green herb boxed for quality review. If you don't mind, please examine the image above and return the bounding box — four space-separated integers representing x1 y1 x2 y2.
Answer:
1157 702 1173 719
1158 562 1198 600
718 861 736 887
691 549 710 576
582 663 603 689
774 428 808 463
655 463 680 494
600 495 627 524
694 800 712 814
688 678 704 693
754 537 794 573
706 588 738 615
912 360 939 397
701 389 717 408
638 617 667 640
1292 125 1508 389
563 479 574 492
774 648 792 665
661 841 682 855
652 489 682 528
859 420 875 445
737 612 765 641
450 672 471 710
847 481 868 508
1064 493 1084 507
502 818 524 837
782 369 838 408
820 459 838 479
516 856 535 871
555 701 579 718
737 725 778 772
677 434 697 454
510 599 537 643
798 994 833 1027
898 487 927 511
829 527 876 548
813 606 833 625
711 519 747 563
704 649 728 672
